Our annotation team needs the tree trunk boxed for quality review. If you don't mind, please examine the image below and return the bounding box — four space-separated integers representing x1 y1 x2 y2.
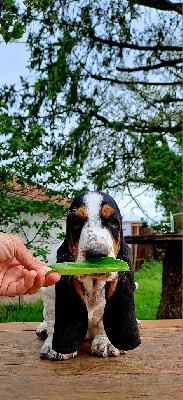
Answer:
156 241 182 319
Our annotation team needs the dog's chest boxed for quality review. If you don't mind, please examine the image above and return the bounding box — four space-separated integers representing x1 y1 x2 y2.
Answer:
81 277 106 308
77 276 106 337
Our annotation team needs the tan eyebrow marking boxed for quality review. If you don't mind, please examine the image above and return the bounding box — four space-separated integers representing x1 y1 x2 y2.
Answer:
75 205 87 220
101 204 115 219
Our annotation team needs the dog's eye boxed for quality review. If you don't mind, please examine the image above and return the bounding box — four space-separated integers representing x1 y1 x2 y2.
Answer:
72 217 84 230
107 216 119 228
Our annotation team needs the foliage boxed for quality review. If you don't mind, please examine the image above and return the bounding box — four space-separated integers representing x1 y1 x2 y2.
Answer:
0 0 182 251
15 0 181 215
0 0 39 42
0 97 76 259
0 174 68 260
0 0 24 42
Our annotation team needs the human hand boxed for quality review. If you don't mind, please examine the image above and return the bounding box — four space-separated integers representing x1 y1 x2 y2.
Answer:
0 233 60 296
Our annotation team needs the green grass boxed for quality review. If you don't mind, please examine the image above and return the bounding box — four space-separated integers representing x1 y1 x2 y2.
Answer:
134 260 163 320
0 300 43 323
0 260 162 322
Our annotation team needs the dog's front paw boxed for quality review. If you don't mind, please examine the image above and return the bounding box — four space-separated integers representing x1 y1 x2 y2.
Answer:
40 338 77 361
91 334 126 357
36 321 47 340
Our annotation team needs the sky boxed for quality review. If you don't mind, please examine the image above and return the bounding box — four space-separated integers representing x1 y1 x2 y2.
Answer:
0 34 164 224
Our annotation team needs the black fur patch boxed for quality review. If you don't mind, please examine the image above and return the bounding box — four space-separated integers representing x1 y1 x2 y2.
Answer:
103 271 141 351
52 277 88 354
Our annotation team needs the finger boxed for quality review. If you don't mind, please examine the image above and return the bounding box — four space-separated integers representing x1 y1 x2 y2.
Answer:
25 268 46 295
43 272 61 287
5 270 37 296
13 236 50 271
0 266 23 296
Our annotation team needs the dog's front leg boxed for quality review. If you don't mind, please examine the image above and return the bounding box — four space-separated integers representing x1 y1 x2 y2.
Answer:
37 286 77 361
90 317 126 357
91 333 126 357
83 277 126 357
37 286 57 360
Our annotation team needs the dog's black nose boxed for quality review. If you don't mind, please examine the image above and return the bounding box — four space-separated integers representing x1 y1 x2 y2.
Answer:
85 248 108 259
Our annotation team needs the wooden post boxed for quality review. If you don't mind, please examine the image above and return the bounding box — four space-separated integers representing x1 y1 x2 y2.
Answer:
132 224 140 270
136 226 154 270
156 241 182 319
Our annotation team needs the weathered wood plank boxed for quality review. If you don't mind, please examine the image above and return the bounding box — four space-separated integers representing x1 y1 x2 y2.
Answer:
0 321 182 400
124 233 182 244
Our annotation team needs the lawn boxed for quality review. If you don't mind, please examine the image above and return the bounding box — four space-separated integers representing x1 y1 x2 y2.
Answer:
134 260 163 320
0 300 43 323
0 260 162 322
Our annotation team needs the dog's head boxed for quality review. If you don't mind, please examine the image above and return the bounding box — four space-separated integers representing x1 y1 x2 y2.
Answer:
57 191 132 268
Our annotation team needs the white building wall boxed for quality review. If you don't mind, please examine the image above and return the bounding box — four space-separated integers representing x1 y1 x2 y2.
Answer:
1 212 66 257
122 222 132 236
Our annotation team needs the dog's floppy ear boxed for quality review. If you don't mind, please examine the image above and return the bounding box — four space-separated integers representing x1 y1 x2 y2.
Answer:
57 236 75 263
103 271 141 351
52 240 88 354
52 276 88 354
117 227 134 269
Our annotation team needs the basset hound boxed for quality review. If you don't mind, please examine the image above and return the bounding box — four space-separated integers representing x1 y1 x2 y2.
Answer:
36 191 141 360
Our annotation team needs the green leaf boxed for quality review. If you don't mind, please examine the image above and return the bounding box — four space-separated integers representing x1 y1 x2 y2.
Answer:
5 0 14 10
47 257 129 275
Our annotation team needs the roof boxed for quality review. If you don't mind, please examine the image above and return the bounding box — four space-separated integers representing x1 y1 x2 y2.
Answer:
2 175 70 207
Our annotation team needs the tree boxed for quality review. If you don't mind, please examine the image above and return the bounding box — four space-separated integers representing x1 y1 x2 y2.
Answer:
156 240 182 319
0 100 74 259
0 172 69 260
0 0 182 241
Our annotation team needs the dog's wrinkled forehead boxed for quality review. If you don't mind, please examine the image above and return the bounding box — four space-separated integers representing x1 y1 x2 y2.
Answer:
69 191 122 222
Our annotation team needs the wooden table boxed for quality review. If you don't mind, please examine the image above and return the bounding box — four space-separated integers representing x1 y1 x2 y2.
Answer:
124 234 182 319
0 321 182 400
124 233 182 245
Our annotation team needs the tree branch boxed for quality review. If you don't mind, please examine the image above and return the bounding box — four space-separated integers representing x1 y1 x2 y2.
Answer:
133 0 182 16
154 97 182 104
126 183 157 222
90 73 181 86
91 34 182 52
116 58 182 72
95 113 181 134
